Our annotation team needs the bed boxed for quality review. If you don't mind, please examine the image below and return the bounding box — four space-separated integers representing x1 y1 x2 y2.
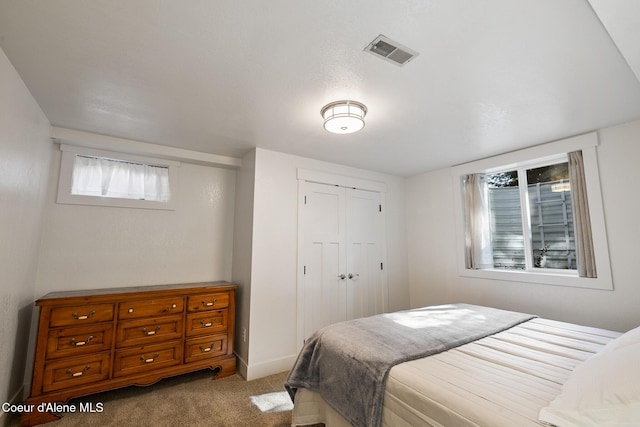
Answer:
285 304 640 427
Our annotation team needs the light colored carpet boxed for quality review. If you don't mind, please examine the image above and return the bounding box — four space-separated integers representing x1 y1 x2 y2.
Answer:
7 370 294 427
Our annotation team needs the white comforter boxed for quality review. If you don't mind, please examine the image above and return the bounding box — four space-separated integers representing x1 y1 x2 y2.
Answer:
292 317 620 427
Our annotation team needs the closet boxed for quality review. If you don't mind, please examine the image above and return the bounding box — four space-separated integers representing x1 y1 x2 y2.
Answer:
297 171 388 346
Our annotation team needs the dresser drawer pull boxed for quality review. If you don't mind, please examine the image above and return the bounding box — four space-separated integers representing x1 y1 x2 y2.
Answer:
72 310 96 320
202 299 217 307
140 353 160 364
66 366 91 377
171 303 177 309
70 336 94 347
142 326 161 336
200 319 215 327
199 344 214 353
128 308 134 313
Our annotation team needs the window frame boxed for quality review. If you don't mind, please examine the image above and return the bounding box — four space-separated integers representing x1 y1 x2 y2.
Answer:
57 144 180 210
451 132 613 290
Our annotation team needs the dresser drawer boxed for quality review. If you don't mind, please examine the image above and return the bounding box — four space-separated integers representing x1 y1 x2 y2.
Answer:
186 310 228 337
184 334 228 363
113 341 182 378
118 297 184 320
46 324 113 359
187 292 229 312
116 315 184 348
42 353 110 393
49 304 114 327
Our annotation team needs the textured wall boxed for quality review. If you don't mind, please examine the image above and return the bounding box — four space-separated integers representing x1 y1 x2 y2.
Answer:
231 149 256 377
0 48 53 411
35 149 237 294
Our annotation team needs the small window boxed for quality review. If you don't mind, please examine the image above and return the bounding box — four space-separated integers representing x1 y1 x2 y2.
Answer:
71 155 170 202
57 145 179 210
452 133 612 290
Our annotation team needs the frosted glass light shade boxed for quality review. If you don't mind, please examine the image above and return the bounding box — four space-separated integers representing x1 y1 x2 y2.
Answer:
321 100 367 134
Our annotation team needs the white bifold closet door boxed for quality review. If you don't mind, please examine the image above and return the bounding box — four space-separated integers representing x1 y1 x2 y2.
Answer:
299 181 387 344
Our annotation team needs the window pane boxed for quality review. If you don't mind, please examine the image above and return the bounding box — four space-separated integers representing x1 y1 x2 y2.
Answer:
487 171 525 270
527 163 576 270
526 162 568 185
71 155 170 202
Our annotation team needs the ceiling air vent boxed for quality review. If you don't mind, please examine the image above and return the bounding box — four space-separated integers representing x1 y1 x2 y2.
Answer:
364 34 419 66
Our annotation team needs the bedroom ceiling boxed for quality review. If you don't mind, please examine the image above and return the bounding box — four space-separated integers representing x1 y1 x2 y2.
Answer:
1 0 639 176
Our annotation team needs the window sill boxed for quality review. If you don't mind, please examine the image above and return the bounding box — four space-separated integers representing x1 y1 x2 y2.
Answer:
459 267 613 290
57 193 177 210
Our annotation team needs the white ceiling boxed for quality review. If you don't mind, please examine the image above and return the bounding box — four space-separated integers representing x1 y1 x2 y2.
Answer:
1 0 639 176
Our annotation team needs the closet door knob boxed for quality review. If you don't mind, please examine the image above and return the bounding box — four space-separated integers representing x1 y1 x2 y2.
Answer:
347 273 359 279
337 274 346 280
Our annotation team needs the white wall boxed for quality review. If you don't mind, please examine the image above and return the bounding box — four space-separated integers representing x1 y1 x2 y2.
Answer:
243 148 409 379
406 120 640 333
231 149 256 376
35 148 237 294
0 48 53 416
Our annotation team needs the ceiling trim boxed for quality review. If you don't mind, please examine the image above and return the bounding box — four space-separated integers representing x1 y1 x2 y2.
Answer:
50 127 242 169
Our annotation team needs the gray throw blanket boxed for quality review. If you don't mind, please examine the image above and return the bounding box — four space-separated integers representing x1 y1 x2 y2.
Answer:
285 303 536 427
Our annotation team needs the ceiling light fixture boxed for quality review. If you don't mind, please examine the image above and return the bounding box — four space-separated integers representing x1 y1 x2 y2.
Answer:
320 100 367 134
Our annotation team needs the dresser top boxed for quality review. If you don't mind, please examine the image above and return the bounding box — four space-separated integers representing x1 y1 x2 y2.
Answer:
36 281 237 305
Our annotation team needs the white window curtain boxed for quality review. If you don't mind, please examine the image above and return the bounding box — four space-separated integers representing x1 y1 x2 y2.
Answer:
568 150 597 278
463 173 494 269
71 155 170 202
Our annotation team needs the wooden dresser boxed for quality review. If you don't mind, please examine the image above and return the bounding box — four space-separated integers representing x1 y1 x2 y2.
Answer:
21 282 236 426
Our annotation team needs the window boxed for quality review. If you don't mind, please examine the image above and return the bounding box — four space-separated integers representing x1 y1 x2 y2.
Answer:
57 145 179 210
481 157 576 272
452 133 612 290
71 155 170 202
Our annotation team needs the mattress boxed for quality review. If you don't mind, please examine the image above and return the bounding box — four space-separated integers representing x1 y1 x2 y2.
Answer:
291 317 620 427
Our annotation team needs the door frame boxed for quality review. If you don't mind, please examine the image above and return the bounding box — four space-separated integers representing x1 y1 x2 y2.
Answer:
296 169 388 351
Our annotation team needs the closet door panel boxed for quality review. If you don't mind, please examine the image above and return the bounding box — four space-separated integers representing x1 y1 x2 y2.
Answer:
346 189 385 320
301 183 346 340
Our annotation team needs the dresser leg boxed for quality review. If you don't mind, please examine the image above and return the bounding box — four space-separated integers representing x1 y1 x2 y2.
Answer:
20 407 62 427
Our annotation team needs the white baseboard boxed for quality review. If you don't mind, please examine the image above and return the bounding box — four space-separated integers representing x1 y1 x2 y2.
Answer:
242 354 296 381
